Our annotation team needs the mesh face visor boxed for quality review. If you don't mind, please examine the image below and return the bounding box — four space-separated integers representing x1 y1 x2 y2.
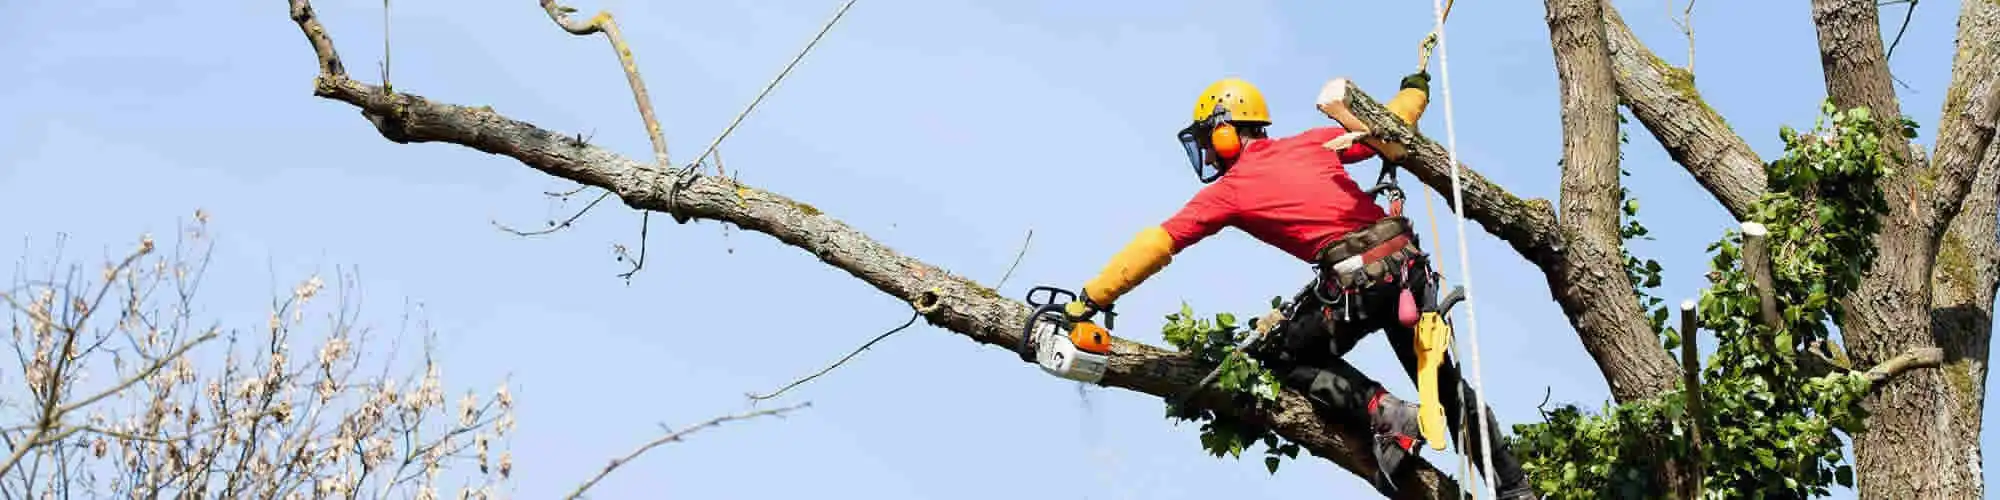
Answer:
1179 107 1232 183
1178 124 1221 183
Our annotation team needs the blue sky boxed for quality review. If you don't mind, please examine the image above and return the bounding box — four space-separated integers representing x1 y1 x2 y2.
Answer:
0 0 1985 497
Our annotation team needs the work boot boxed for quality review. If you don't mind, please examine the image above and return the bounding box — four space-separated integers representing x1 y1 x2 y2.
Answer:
1365 388 1426 495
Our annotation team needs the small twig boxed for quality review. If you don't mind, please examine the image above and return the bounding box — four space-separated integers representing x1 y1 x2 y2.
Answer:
566 403 809 499
547 184 592 199
493 190 614 237
1678 299 1705 499
58 329 218 416
747 310 920 401
73 408 280 444
1681 0 1695 72
380 0 391 91
717 149 736 254
993 229 1034 292
614 213 650 281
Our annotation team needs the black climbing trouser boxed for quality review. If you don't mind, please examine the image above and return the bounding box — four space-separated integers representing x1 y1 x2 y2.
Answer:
1254 251 1528 490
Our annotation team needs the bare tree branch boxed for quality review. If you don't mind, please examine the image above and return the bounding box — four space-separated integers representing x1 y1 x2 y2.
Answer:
566 403 808 500
1602 0 1765 219
1924 0 2000 232
286 2 1466 496
1317 80 1562 268
537 0 669 167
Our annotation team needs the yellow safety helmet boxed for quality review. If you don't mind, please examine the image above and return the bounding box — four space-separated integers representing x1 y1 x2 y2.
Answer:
1191 77 1270 124
1180 77 1270 183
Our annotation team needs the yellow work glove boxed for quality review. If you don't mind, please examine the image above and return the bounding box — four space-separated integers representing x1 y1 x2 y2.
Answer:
1386 72 1431 127
1063 299 1099 322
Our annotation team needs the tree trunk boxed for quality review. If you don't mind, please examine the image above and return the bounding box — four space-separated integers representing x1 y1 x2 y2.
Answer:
1808 0 1995 496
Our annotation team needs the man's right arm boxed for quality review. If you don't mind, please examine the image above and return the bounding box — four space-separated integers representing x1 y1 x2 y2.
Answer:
1076 184 1233 313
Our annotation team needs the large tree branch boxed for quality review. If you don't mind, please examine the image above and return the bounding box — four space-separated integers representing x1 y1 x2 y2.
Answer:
1934 142 2000 360
286 2 1460 497
1330 81 1681 401
1601 0 1765 220
1547 0 1624 248
1811 0 1907 160
1320 81 1563 265
1925 0 2000 233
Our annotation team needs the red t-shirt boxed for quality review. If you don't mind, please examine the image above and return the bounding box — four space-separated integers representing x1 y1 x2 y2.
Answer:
1159 126 1388 262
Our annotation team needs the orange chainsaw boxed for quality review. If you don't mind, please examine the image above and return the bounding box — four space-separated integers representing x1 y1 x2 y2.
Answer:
1019 285 1115 384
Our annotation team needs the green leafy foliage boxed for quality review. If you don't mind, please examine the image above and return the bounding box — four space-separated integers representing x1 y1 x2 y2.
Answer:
1511 100 1902 498
1615 112 1675 340
1159 302 1298 473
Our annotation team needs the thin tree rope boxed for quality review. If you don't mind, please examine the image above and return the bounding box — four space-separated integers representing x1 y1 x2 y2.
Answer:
1428 0 1498 497
686 0 857 174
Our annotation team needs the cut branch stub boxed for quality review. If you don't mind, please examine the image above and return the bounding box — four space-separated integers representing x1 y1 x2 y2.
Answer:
1678 299 1705 500
1739 222 1783 334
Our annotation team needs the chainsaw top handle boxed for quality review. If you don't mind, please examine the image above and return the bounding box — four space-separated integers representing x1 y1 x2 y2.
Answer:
1023 285 1115 330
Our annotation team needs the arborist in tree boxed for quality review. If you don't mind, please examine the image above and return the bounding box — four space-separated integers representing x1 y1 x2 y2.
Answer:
1058 74 1538 498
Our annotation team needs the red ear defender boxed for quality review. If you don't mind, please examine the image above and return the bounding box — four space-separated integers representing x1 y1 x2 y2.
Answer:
1211 122 1242 160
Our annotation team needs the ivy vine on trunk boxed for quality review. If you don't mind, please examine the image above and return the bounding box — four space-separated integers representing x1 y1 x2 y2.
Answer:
1509 100 1913 498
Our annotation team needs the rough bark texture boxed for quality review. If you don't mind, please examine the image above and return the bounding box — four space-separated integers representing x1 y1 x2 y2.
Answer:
1340 81 1681 402
1808 0 2000 496
1925 7 2000 496
1600 1 1766 220
1928 141 2000 498
287 1 1463 497
1545 0 1695 493
1928 0 2000 235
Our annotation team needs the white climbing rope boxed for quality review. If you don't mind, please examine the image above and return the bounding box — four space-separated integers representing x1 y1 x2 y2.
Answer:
1428 0 1498 497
